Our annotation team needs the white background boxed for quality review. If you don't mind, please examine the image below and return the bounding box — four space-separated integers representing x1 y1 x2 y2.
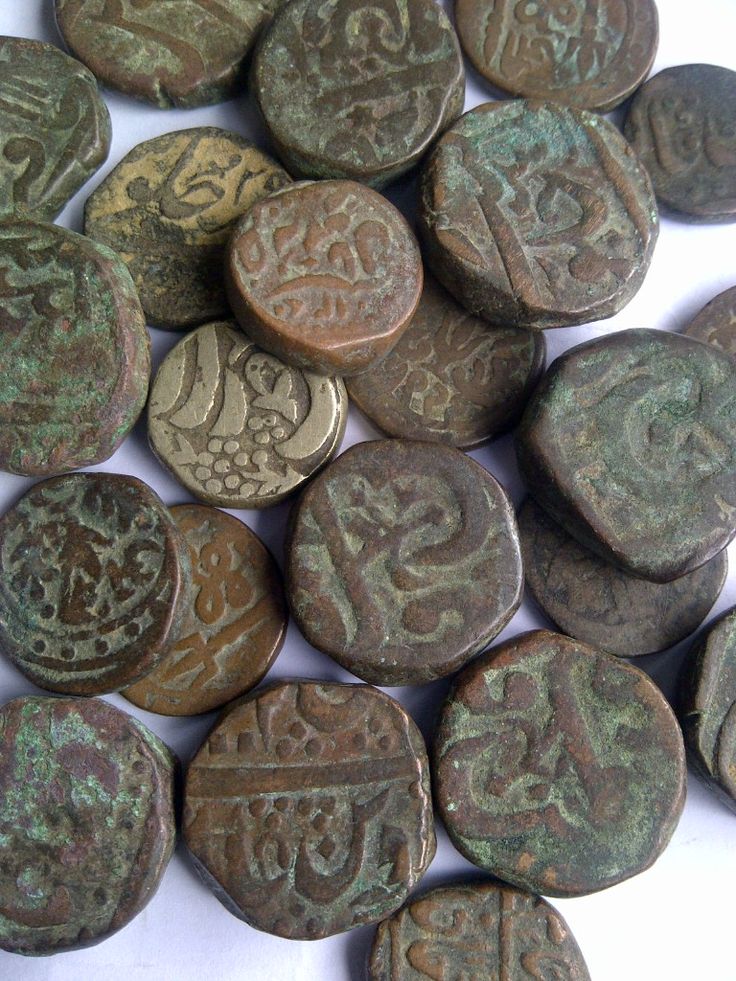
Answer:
1 1 736 978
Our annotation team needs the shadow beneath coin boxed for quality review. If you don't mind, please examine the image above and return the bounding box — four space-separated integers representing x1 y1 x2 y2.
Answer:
345 921 375 981
35 2 63 46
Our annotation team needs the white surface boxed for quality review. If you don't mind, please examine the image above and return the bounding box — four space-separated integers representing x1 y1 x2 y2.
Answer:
1 2 736 979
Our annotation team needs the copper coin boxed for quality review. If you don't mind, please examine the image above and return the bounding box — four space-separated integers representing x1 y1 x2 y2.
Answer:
684 285 736 356
433 629 686 897
183 680 435 939
124 505 286 716
286 439 523 685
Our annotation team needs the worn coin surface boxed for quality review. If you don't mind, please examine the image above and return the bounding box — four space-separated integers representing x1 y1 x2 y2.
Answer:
624 64 736 222
455 0 658 112
124 505 286 716
420 100 658 329
227 180 423 375
184 680 435 939
55 0 284 108
684 285 736 356
148 321 347 507
519 498 727 658
369 880 591 980
434 629 686 897
0 473 191 695
516 329 736 582
84 128 290 330
346 273 546 448
286 439 523 685
0 695 176 955
252 0 465 187
0 36 111 221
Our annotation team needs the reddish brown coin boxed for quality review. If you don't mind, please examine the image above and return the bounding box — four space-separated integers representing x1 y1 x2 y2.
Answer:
684 285 736 356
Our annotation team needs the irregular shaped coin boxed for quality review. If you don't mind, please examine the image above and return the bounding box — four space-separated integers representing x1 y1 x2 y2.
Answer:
184 680 435 939
84 128 290 329
0 695 176 955
434 630 686 897
684 285 736 356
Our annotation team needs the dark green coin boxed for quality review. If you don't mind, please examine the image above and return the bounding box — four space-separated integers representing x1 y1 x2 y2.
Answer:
684 285 736 357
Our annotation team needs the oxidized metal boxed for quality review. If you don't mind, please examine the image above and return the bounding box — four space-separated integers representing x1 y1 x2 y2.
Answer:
183 680 435 939
0 696 176 955
434 629 686 897
684 285 736 356
286 439 523 685
0 36 111 221
148 321 347 507
124 505 286 716
0 473 191 695
419 100 658 329
84 128 289 330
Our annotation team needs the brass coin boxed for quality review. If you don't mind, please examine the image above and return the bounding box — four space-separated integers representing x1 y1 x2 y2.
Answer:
684 285 736 357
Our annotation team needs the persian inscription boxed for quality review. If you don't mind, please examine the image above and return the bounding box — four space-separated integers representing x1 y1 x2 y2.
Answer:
684 285 736 356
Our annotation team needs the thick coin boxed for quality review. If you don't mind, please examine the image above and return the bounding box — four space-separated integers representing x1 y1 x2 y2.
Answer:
148 320 347 507
0 219 150 477
433 629 686 897
0 695 176 955
624 64 736 222
455 0 658 112
516 329 736 582
226 180 423 375
346 273 546 448
419 100 658 329
55 0 285 108
124 505 286 716
286 439 523 685
252 0 465 187
519 497 727 658
184 680 435 939
0 36 111 221
369 880 591 981
684 285 736 356
84 128 290 330
0 473 191 695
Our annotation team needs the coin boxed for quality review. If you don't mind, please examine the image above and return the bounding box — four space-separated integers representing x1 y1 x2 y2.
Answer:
124 505 286 716
183 680 435 939
0 695 176 955
684 285 736 356
286 439 523 685
419 100 658 329
84 128 290 330
433 629 686 897
148 320 347 507
226 180 423 375
0 473 192 695
0 36 111 221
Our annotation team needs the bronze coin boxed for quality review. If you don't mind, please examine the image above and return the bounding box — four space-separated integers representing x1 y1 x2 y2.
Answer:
286 439 523 685
124 504 287 716
684 285 736 356
346 273 546 449
419 100 658 329
519 497 728 658
455 0 658 112
183 680 435 939
0 695 176 955
433 629 686 897
0 473 192 695
84 128 290 330
624 64 736 222
226 180 423 375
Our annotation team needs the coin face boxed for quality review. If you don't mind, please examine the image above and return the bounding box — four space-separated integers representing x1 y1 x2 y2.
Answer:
434 630 686 897
684 285 736 356
184 681 435 939
0 696 176 955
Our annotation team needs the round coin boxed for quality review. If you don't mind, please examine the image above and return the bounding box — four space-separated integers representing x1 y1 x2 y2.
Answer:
0 695 176 955
624 64 736 222
0 473 192 695
183 680 435 939
148 320 347 507
124 505 287 716
455 0 658 112
226 180 423 375
346 273 546 449
84 128 290 330
433 629 686 897
286 439 523 685
684 285 736 356
0 36 111 221
419 100 658 329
